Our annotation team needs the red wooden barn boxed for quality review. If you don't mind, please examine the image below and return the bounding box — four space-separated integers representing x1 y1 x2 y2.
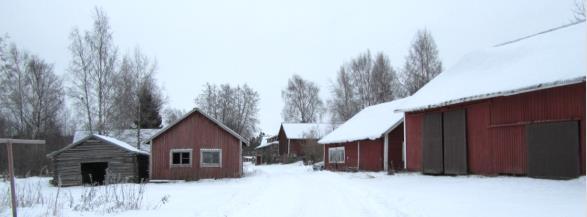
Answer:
276 123 337 158
148 108 248 180
398 22 586 179
319 98 407 172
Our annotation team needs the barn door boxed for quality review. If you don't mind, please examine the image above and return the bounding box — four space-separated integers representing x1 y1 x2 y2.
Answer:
422 112 444 174
443 109 468 175
527 121 580 179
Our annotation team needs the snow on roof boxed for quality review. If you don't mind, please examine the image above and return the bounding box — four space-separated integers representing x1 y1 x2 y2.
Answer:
319 98 407 144
256 136 279 149
397 22 586 112
281 123 338 139
47 134 149 158
73 129 160 153
93 134 149 155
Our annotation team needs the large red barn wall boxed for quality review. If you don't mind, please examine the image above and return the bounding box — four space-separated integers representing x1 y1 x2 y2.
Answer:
151 112 241 180
406 82 586 175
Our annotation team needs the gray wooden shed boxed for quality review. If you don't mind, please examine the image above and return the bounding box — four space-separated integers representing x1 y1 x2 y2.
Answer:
47 134 149 186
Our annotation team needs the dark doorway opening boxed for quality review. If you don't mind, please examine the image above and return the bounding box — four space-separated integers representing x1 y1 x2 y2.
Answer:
137 155 149 182
81 162 108 185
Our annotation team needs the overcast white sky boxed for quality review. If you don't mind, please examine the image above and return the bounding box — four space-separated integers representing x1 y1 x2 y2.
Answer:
0 0 579 135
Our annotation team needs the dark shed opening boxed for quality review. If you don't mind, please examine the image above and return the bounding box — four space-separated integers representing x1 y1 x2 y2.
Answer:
81 162 108 185
138 155 149 182
527 121 581 179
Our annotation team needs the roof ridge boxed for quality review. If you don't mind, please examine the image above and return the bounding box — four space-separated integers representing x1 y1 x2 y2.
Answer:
493 20 584 47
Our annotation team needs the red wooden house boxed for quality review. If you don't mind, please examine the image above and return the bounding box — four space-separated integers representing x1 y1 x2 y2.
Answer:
398 22 586 179
319 98 407 172
276 123 337 159
148 108 248 180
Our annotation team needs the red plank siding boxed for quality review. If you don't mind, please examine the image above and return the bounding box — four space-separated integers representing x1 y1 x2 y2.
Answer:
151 112 242 180
324 142 358 171
359 138 383 171
489 126 526 175
323 125 404 172
278 127 288 156
406 113 423 171
466 102 492 174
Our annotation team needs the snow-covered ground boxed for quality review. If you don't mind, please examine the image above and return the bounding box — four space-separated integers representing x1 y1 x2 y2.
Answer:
1 162 585 217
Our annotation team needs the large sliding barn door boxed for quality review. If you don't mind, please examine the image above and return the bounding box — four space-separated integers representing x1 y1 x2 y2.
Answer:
443 109 468 175
422 112 444 174
527 121 580 179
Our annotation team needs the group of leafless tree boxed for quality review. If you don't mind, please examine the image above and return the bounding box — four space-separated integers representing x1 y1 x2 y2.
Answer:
68 8 164 135
0 37 66 139
281 29 443 124
0 35 70 175
195 83 260 139
328 51 403 123
0 7 168 175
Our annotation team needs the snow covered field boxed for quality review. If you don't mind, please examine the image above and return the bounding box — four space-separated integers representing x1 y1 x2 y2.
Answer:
1 162 585 217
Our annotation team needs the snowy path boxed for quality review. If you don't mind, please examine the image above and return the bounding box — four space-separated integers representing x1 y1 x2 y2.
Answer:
1 162 585 217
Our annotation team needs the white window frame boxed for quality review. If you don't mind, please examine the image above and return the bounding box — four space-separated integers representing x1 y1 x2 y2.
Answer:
200 148 222 168
328 147 345 164
170 149 192 168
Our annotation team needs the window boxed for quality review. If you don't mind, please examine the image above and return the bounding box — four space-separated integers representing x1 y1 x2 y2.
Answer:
200 149 222 167
170 149 192 167
328 147 345 164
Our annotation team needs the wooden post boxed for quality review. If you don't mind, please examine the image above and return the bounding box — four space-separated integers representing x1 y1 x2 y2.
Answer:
1 138 46 217
7 140 17 217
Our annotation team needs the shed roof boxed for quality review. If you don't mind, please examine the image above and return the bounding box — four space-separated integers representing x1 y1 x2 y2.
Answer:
47 134 149 158
148 108 249 145
73 129 160 153
281 123 338 140
256 136 279 149
396 22 586 112
319 98 407 144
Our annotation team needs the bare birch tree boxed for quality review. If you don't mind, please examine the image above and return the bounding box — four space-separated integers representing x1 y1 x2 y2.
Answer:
282 74 324 123
573 0 586 22
68 7 118 134
328 51 399 123
400 29 443 96
195 83 259 139
163 108 186 125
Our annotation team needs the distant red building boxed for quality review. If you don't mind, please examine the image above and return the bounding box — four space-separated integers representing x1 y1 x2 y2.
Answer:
276 123 337 161
400 23 585 179
149 108 248 180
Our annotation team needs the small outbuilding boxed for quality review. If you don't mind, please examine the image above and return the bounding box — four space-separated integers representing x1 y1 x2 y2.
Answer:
255 135 279 164
398 22 586 179
47 134 149 186
319 98 407 172
149 108 248 181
